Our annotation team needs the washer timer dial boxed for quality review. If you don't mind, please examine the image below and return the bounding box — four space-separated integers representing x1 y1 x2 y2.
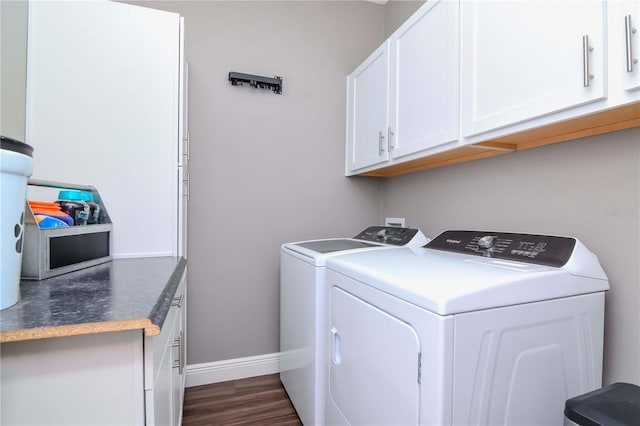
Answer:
477 235 497 249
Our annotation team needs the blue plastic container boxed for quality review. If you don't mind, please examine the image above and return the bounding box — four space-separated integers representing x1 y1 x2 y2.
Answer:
56 190 90 226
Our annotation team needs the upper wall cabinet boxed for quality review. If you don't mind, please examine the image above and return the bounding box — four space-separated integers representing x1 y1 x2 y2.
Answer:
462 1 606 136
349 0 639 177
346 0 459 175
461 1 605 138
346 41 391 171
459 0 639 146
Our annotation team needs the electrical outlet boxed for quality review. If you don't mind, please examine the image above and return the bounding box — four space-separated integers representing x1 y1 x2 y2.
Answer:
385 217 405 227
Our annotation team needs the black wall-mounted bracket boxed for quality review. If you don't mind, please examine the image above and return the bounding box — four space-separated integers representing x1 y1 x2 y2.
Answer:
228 72 283 94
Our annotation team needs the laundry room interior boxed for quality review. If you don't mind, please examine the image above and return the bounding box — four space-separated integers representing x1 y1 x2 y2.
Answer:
137 0 639 388
1 0 638 424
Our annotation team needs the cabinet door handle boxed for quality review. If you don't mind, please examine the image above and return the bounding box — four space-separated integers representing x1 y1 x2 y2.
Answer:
388 127 394 151
583 35 594 87
186 132 190 161
184 173 190 202
172 330 185 374
625 15 637 73
378 130 385 155
172 294 183 308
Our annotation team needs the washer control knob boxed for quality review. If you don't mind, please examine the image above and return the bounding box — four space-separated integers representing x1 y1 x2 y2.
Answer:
478 235 497 249
376 229 388 239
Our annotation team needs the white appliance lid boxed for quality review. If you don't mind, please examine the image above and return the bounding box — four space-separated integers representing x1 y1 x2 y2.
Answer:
326 231 608 315
293 239 380 254
281 226 429 264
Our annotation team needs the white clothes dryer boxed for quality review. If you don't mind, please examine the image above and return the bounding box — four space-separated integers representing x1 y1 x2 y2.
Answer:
324 230 609 426
280 226 428 426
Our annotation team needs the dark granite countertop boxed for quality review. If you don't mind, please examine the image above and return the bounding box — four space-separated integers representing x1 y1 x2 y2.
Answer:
0 257 187 343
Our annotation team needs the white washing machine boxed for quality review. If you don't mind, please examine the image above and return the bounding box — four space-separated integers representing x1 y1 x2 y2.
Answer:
324 230 609 426
280 226 428 426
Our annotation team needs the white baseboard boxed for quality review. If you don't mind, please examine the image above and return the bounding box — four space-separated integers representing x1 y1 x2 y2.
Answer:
185 352 281 388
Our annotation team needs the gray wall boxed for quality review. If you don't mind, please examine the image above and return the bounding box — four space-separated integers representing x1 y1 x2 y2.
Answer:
132 1 386 364
384 0 424 38
381 128 640 385
0 0 28 141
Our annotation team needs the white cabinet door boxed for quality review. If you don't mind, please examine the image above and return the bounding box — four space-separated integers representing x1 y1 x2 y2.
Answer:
620 1 640 92
145 272 186 426
461 1 606 137
389 0 459 159
172 272 187 426
1 331 145 426
346 41 391 173
146 302 177 426
26 1 181 258
152 329 175 426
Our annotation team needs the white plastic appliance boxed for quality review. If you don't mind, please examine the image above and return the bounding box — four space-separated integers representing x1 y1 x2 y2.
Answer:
280 226 428 426
324 230 609 426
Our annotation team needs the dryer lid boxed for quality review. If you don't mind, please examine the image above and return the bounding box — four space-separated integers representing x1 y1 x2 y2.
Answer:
326 230 609 315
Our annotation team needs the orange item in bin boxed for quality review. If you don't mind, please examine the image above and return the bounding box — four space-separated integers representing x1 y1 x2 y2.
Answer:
28 200 74 226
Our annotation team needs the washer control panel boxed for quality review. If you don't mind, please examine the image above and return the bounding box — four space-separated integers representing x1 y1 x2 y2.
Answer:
354 226 422 246
427 230 577 267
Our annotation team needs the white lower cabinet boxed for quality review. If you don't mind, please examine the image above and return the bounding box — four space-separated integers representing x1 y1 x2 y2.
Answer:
0 271 187 426
1 331 147 425
146 272 188 426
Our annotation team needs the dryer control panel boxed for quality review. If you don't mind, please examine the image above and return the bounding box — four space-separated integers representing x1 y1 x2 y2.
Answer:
427 230 577 267
354 226 423 246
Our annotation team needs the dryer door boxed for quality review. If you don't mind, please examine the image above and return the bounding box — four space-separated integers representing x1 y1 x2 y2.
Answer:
328 286 421 425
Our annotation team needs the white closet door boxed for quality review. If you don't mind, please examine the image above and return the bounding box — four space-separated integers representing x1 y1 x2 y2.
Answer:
328 286 420 426
26 0 180 257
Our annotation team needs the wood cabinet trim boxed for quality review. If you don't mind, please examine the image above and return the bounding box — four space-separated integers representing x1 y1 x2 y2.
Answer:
357 103 640 178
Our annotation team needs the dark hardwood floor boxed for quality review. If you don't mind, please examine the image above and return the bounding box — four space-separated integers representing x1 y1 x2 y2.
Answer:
182 374 302 425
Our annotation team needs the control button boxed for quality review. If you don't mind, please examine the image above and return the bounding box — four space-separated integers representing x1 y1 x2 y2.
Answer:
377 229 388 239
478 235 497 249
